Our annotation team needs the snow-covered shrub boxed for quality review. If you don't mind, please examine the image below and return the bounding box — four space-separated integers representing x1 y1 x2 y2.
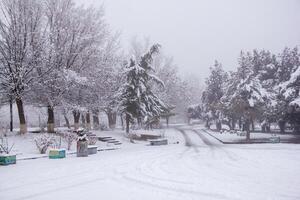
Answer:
0 126 9 137
51 135 62 149
87 133 97 145
0 137 14 155
62 132 77 150
34 134 56 154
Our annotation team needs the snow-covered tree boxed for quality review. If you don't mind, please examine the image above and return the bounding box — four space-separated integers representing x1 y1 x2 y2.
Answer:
275 47 300 132
119 44 168 133
202 61 228 130
30 0 113 132
210 48 300 136
0 0 43 133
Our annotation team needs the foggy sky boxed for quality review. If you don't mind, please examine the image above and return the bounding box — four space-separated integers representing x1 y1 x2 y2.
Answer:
76 0 300 80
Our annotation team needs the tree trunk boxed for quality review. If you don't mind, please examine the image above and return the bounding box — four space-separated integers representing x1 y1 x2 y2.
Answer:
166 117 169 128
9 98 13 132
251 119 255 131
205 119 211 129
216 120 222 131
16 98 27 134
73 111 80 130
86 112 91 130
239 118 242 130
120 114 124 130
92 111 100 130
261 123 266 133
47 105 55 133
64 114 71 129
107 110 117 129
137 117 143 129
81 114 86 128
278 120 286 134
266 123 271 132
245 119 250 141
230 118 235 130
125 113 130 134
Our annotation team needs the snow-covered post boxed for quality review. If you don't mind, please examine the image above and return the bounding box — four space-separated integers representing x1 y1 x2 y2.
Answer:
76 131 88 157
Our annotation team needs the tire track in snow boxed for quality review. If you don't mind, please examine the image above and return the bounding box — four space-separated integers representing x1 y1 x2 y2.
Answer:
112 149 238 200
109 129 235 200
175 128 202 153
111 144 218 199
119 173 238 200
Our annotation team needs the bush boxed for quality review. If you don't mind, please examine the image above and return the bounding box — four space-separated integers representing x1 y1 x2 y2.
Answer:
87 133 97 145
62 131 77 150
0 137 14 154
34 134 56 154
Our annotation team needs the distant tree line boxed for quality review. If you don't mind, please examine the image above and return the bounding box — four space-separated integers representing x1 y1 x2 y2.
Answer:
192 47 299 139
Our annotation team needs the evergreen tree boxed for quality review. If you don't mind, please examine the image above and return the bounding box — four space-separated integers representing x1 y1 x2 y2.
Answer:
119 44 168 134
276 47 300 133
202 61 228 130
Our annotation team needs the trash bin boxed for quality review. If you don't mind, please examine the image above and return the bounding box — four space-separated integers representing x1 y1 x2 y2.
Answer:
76 130 89 157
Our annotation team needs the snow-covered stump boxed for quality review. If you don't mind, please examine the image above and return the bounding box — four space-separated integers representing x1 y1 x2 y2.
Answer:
0 154 16 165
49 149 66 159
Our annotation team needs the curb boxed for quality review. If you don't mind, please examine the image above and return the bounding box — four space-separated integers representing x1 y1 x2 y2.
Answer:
17 147 120 161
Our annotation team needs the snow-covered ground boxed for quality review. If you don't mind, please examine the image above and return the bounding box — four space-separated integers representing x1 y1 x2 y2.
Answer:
1 126 300 200
204 129 299 144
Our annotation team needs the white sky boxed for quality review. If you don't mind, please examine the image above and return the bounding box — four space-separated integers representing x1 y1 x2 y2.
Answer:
76 0 300 80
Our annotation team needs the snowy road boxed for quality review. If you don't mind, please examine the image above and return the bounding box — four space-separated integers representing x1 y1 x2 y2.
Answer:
1 127 300 200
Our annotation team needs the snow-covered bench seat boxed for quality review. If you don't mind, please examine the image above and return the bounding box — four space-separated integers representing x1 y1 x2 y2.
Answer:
269 136 280 143
149 139 168 146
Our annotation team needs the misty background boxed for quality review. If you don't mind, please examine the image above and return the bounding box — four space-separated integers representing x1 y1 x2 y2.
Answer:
77 0 300 80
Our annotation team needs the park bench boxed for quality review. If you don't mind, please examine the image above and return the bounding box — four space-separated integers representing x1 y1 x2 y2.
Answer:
269 136 280 143
88 145 98 155
149 139 168 146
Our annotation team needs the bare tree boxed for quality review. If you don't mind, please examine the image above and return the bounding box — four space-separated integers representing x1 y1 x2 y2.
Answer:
0 0 43 133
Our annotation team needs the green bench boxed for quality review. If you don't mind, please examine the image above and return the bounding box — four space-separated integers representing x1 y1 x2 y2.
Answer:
0 154 16 165
269 136 280 143
49 149 66 159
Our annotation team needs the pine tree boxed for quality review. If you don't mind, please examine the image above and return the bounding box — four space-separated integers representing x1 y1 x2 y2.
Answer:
119 44 168 134
276 47 300 133
202 61 228 130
